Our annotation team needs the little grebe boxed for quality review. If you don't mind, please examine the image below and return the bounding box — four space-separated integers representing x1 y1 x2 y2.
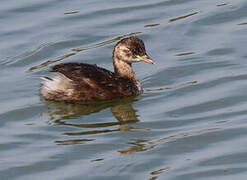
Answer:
40 37 154 102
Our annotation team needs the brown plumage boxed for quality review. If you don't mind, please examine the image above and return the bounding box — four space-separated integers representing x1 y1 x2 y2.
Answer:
40 37 154 102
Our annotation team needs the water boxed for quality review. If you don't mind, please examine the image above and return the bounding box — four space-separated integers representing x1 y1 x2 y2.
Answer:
1 0 247 179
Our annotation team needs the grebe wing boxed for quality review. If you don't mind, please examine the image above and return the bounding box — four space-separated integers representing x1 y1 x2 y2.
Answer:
50 63 113 81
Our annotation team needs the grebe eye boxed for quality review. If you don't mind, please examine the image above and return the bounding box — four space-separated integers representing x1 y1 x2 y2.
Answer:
122 49 131 56
123 49 129 53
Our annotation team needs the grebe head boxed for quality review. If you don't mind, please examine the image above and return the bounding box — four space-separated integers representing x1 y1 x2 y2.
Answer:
113 37 154 64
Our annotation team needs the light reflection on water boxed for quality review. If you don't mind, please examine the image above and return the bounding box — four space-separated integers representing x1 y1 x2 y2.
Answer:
45 98 141 145
1 0 247 180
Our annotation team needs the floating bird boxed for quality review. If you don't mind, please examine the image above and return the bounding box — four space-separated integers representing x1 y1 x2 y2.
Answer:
40 37 154 102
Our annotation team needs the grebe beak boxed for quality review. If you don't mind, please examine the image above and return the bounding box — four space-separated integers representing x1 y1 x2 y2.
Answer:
136 55 154 64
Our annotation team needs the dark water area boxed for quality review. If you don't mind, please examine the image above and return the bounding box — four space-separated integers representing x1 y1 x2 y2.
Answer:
1 0 247 179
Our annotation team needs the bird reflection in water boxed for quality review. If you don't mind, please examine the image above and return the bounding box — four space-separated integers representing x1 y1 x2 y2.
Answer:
43 97 141 145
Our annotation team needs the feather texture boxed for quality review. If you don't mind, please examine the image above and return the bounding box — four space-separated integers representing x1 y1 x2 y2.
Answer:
40 63 141 102
40 37 153 102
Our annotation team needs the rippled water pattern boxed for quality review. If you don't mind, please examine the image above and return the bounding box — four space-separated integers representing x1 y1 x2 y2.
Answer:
1 0 247 180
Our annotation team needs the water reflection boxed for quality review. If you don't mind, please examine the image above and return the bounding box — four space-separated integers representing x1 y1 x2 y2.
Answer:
64 10 80 15
144 23 160 28
45 97 139 122
216 3 228 7
43 97 140 145
169 12 199 22
118 127 220 154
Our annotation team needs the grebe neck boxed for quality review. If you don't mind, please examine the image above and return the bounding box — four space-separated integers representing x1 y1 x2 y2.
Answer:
113 56 142 92
113 58 135 79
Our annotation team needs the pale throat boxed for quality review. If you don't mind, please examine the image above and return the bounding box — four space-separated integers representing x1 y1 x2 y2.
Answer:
113 56 142 92
113 56 136 80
